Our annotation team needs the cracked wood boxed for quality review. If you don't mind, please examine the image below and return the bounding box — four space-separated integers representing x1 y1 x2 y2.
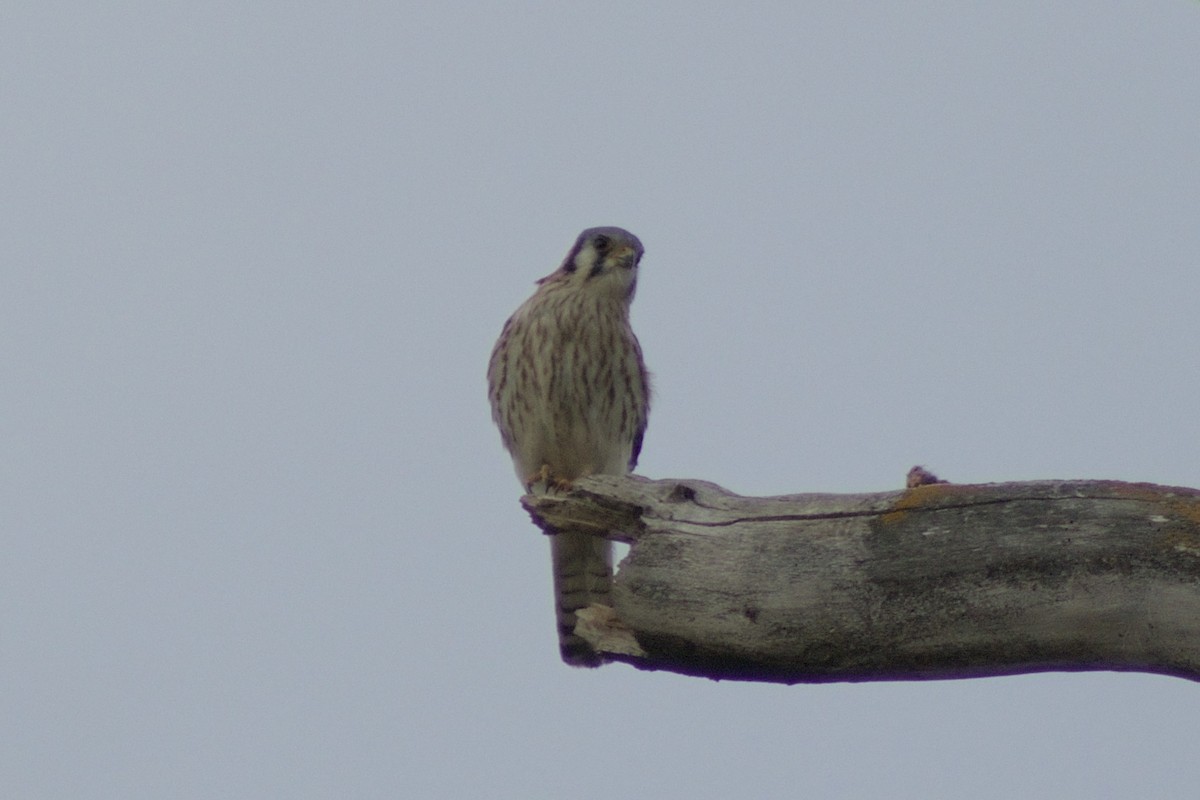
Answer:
523 475 1200 683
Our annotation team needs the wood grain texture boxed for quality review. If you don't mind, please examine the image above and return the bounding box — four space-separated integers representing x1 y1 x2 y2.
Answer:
523 476 1200 683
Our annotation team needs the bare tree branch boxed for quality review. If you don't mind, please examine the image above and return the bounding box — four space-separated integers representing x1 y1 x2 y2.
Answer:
522 475 1200 683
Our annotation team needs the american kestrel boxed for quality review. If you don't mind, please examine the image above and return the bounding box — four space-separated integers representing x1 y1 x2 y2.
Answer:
488 227 651 666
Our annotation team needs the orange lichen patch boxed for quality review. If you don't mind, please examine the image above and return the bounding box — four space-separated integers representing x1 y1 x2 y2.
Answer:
1108 480 1200 499
1103 482 1200 554
879 482 961 525
1107 482 1200 527
1106 481 1181 503
1166 495 1200 528
1161 530 1200 558
898 481 960 507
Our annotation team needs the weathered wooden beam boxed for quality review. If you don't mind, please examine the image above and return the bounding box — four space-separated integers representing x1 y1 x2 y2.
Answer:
522 476 1200 683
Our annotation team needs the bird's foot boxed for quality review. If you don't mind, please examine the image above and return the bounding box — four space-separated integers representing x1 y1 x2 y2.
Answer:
548 475 574 493
524 464 575 494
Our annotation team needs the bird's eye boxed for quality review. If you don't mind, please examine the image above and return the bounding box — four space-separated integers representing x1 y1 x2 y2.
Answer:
593 235 611 253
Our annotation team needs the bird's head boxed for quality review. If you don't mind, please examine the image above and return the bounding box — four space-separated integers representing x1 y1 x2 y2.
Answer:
552 226 644 301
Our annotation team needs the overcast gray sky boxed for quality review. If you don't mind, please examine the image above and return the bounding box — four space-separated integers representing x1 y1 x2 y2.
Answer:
4 2 1200 797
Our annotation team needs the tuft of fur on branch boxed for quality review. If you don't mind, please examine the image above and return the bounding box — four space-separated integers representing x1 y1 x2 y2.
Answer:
522 475 1200 683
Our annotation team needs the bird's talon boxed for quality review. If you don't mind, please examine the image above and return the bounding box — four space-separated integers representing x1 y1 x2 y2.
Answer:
526 464 571 493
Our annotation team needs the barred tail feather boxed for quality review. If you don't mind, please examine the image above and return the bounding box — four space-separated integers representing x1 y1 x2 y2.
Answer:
550 531 613 667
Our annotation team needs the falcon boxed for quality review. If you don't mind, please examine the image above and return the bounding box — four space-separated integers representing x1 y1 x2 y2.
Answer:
487 227 651 666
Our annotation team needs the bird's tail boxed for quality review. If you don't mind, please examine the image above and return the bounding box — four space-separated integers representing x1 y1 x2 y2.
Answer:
550 531 613 667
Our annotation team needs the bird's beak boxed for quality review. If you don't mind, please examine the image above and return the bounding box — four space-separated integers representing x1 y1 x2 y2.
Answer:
613 245 639 268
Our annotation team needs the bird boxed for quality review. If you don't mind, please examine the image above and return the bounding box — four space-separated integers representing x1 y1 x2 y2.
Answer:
487 227 651 666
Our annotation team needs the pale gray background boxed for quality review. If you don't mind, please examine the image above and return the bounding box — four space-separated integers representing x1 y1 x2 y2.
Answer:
3 2 1199 798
